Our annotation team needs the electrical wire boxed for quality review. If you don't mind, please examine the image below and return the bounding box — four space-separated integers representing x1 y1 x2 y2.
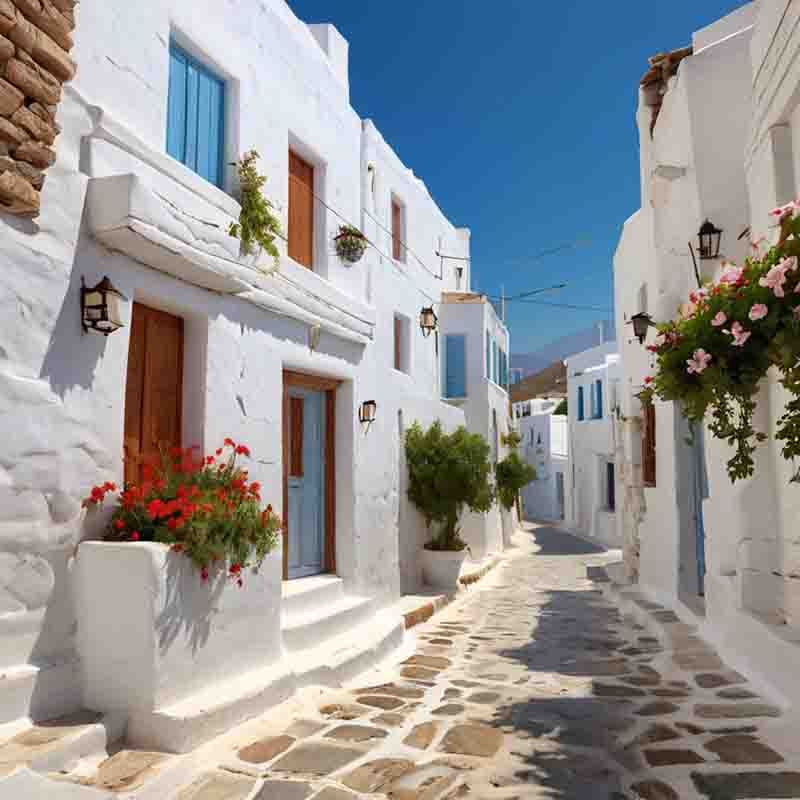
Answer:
512 299 613 313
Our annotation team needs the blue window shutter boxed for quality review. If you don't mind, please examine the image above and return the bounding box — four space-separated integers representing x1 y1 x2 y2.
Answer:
167 48 188 164
596 380 603 419
486 332 491 380
578 387 585 421
445 335 466 398
492 340 498 383
167 44 225 188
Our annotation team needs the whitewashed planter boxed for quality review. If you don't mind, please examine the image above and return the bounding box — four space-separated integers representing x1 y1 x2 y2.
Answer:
421 548 467 590
501 507 515 548
74 541 283 713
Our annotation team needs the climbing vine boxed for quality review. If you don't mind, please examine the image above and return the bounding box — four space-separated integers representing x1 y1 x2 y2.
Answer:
648 203 800 483
229 150 283 268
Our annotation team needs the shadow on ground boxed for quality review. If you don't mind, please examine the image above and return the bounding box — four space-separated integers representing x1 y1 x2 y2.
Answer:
482 527 636 798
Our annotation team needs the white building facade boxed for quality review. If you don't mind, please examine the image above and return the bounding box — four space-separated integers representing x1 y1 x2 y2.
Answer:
518 403 569 523
614 1 800 709
565 342 622 548
0 0 510 750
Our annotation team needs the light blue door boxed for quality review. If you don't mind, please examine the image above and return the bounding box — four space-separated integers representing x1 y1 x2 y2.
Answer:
287 389 325 579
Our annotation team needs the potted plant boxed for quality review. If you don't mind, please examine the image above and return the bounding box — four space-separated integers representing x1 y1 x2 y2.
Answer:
334 224 368 264
75 440 285 731
495 451 536 546
405 421 494 589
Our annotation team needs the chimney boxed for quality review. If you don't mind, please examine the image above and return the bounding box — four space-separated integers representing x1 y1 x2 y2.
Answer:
307 24 350 100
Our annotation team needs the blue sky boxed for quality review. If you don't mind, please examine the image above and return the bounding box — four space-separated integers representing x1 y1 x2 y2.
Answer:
288 0 746 354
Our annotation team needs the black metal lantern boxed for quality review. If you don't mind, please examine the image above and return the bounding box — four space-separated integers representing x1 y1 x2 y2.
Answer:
81 276 126 336
359 400 377 427
419 306 438 338
629 312 655 345
698 219 723 260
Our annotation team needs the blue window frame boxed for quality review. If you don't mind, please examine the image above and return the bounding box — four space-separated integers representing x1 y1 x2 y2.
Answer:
577 386 585 421
167 43 226 188
592 379 603 420
444 334 467 398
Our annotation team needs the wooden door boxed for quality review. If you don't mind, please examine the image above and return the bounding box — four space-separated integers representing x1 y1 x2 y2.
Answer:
288 150 314 269
282 371 338 580
286 389 325 578
124 303 183 485
392 198 403 261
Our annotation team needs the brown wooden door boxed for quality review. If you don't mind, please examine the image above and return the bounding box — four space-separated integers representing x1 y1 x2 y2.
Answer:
392 199 403 261
124 303 184 485
288 150 314 269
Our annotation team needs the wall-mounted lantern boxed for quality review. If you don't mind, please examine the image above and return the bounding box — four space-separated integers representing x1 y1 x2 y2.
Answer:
359 400 377 429
81 276 126 336
698 219 723 260
629 312 655 345
419 306 438 338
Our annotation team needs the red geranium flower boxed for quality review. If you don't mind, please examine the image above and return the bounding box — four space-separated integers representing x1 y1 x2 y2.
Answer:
130 532 140 541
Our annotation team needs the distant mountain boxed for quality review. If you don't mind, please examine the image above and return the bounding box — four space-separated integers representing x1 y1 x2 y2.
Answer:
510 361 567 404
512 321 614 378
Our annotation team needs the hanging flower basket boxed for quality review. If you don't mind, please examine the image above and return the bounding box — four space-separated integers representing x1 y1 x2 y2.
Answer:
334 225 368 264
647 202 800 484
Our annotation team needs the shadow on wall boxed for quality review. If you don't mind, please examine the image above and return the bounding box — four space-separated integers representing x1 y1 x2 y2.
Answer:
40 247 109 398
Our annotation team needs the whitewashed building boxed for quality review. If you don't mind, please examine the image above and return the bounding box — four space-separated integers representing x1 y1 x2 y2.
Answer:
614 1 800 709
518 404 569 522
565 342 622 548
0 0 510 752
438 292 513 556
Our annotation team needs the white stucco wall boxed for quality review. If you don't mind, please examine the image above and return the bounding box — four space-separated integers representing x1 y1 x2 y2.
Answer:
565 343 621 548
519 412 568 522
0 0 492 727
438 298 510 560
614 2 800 709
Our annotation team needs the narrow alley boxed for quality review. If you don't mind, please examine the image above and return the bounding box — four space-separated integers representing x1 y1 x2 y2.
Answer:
8 525 800 799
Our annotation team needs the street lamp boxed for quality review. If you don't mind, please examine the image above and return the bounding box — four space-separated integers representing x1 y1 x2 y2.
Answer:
81 276 126 336
419 306 438 338
630 312 655 345
359 400 377 428
698 219 723 260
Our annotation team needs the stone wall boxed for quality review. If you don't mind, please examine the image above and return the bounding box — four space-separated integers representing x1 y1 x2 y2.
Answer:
0 0 76 216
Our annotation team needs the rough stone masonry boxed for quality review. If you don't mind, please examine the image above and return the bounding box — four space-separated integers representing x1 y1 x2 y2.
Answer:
0 0 77 216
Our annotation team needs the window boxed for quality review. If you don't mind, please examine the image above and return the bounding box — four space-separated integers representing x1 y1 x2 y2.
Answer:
393 314 411 374
606 461 616 511
392 196 406 262
486 332 491 380
443 334 466 398
288 150 315 269
642 403 656 487
167 43 226 188
577 386 585 421
592 379 603 420
492 339 498 383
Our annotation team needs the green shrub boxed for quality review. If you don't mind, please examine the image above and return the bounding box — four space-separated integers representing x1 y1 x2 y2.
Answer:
554 399 568 415
405 421 494 551
495 452 536 510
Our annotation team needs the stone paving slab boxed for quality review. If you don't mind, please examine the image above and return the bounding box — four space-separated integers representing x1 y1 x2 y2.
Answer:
21 524 800 800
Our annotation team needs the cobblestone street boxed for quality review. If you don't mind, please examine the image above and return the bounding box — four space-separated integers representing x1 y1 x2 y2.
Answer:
7 523 800 799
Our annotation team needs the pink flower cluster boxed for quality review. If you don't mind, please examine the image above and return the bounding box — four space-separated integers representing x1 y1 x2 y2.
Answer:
758 256 797 298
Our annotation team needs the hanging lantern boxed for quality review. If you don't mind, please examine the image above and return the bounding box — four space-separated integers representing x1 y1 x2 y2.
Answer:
359 400 377 426
81 276 126 336
629 312 655 345
698 219 723 260
419 306 438 338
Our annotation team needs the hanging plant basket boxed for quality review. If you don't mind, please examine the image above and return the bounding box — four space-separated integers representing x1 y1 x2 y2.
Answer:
334 225 368 264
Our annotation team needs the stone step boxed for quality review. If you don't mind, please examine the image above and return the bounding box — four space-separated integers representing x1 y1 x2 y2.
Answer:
125 608 405 755
281 575 345 619
293 608 406 688
283 594 374 652
0 659 81 726
0 710 125 777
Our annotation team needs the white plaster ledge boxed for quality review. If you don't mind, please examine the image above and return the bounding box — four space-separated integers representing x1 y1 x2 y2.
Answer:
86 174 260 295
